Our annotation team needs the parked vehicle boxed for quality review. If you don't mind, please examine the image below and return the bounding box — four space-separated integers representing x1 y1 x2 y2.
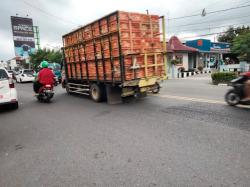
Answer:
225 76 250 106
16 69 35 83
62 11 167 103
7 70 14 77
36 84 54 102
0 68 18 109
7 70 18 80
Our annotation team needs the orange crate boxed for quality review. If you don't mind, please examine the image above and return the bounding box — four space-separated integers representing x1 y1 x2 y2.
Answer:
63 11 163 82
76 63 81 79
67 64 71 78
100 19 108 34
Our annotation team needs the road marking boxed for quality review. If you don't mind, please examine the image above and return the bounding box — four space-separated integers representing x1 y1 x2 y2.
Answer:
153 94 250 108
153 94 225 105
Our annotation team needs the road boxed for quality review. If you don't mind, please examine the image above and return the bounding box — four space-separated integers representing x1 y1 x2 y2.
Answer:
1 74 250 187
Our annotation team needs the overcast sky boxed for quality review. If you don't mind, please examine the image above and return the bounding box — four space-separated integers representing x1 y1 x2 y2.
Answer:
1 0 250 60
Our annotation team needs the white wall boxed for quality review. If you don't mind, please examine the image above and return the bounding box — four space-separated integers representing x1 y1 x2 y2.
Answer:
10 60 17 70
182 53 188 70
167 52 189 79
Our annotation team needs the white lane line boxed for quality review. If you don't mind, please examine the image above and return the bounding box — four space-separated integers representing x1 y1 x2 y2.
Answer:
153 94 250 108
157 95 225 105
153 95 226 105
153 94 225 105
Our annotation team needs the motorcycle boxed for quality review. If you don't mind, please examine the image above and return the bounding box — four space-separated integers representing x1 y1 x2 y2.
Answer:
36 84 54 102
225 76 250 106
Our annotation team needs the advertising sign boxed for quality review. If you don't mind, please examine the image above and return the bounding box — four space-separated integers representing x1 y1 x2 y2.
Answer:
186 39 211 52
10 16 36 58
211 42 230 50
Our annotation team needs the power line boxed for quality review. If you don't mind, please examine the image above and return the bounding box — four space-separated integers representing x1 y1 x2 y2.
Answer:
177 26 247 40
238 0 250 6
20 0 80 26
178 31 228 39
188 0 222 15
169 14 250 29
169 21 250 33
169 4 250 20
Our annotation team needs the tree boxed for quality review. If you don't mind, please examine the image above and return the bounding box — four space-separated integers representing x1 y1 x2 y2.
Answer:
231 32 250 62
30 48 63 70
218 26 250 43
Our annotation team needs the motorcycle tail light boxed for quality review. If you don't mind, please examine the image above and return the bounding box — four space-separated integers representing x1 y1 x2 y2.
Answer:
45 85 52 88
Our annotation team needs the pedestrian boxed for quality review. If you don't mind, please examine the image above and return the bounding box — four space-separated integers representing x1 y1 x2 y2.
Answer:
215 60 218 69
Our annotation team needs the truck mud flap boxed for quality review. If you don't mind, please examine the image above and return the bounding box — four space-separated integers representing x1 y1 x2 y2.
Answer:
106 85 122 104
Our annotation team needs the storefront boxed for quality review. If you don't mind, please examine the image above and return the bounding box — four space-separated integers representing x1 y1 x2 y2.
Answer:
186 39 231 69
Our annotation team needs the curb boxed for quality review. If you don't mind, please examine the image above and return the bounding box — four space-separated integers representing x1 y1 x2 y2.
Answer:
217 83 228 86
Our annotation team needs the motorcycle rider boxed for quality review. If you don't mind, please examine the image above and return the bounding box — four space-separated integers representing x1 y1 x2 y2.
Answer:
33 60 55 93
241 71 250 101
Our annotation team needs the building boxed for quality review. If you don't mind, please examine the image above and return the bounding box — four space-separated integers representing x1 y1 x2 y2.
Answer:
186 39 231 69
167 36 198 78
0 60 7 68
6 57 25 70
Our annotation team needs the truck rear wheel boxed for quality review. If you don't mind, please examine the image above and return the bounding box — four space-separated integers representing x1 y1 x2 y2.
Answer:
90 84 103 102
152 83 160 94
66 85 72 94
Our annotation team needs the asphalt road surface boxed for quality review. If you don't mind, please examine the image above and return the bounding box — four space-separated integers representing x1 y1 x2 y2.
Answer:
1 74 250 187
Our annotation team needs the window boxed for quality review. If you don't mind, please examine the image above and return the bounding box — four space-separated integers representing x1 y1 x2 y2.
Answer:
23 70 34 75
175 55 183 66
0 69 8 80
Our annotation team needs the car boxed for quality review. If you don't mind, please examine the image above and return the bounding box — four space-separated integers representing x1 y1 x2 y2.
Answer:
0 68 18 109
7 70 14 77
16 69 35 83
7 70 17 80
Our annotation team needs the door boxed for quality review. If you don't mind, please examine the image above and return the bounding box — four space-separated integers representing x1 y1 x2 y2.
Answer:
0 69 11 103
188 53 193 70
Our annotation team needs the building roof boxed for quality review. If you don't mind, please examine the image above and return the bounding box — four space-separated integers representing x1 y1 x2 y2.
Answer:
167 36 198 52
12 57 23 61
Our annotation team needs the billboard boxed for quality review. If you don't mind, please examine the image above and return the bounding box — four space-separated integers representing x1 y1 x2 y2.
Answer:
11 16 36 59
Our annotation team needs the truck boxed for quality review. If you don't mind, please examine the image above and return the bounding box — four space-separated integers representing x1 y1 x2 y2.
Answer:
62 11 167 104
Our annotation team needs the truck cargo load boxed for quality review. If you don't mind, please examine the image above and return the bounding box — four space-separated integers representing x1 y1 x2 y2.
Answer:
62 11 167 103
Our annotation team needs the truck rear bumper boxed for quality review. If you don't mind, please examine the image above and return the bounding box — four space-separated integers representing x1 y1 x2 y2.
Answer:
121 78 161 97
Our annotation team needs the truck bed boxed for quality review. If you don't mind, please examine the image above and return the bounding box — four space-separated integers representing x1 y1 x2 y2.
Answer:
62 11 165 85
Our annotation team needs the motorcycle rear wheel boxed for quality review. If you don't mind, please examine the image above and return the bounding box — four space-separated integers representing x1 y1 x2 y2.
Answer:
225 89 240 106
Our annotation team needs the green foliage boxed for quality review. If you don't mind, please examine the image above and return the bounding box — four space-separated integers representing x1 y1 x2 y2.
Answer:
211 72 237 84
30 48 62 70
197 66 203 72
170 59 180 65
178 67 185 72
231 32 250 62
218 26 250 43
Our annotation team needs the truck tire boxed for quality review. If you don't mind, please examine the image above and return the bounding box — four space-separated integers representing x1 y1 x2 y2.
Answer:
90 83 103 102
66 85 72 94
152 83 160 94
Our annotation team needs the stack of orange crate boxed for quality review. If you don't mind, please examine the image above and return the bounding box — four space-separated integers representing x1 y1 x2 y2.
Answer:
63 11 164 81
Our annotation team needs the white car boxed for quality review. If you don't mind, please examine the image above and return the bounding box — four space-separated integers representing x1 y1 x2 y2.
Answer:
16 69 35 83
0 68 18 109
7 70 14 77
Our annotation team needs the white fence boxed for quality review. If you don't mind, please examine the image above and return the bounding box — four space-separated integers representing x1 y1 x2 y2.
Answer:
220 62 250 72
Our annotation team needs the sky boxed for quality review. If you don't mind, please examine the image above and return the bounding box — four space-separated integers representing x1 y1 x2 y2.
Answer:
0 0 250 61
